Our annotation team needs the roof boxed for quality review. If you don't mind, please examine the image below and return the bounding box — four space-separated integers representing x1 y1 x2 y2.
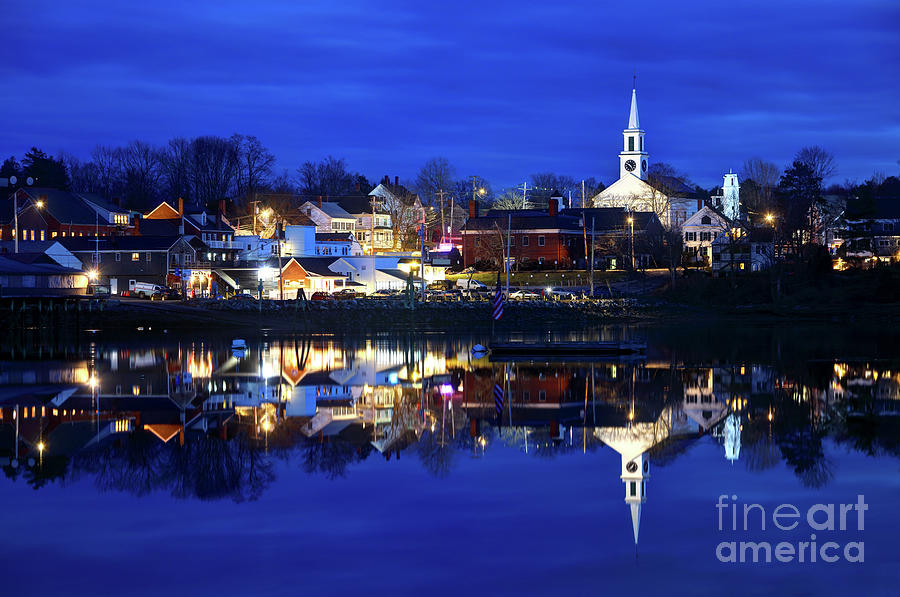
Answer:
336 196 388 216
15 188 101 226
76 193 128 214
465 210 582 232
184 213 234 232
647 176 701 199
370 180 419 205
287 257 346 277
58 235 182 252
0 255 83 275
628 88 640 129
137 218 180 235
562 208 660 231
304 202 354 219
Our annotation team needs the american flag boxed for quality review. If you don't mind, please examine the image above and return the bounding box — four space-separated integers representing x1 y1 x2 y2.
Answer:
494 383 504 417
492 279 504 320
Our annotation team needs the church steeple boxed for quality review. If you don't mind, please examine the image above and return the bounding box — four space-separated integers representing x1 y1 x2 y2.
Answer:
628 88 640 129
619 85 649 181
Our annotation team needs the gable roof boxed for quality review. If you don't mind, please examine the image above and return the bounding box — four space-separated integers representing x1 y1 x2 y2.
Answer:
284 257 347 277
647 175 701 199
683 204 730 228
144 201 181 219
336 196 388 216
76 193 128 215
302 201 354 220
16 188 102 226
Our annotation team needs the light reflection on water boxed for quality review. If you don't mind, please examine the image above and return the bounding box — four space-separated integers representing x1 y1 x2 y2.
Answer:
1 328 899 594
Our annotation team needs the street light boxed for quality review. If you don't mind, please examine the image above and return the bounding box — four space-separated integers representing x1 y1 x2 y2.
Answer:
765 213 774 225
4 174 36 254
626 215 635 270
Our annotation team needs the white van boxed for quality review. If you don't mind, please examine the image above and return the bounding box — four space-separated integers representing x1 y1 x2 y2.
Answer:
129 281 166 298
455 278 487 291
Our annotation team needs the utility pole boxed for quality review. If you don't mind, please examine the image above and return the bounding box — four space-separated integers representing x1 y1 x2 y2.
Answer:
506 213 511 295
590 217 595 297
435 189 448 244
519 182 530 209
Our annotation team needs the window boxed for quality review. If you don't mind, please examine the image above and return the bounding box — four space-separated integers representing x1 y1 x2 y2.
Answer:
475 238 480 247
509 236 515 246
640 137 643 151
522 236 529 247
700 232 711 242
115 252 121 262
131 252 140 261
628 136 634 151
701 216 711 225
51 231 57 238
538 390 546 402
40 230 45 241
538 236 545 247
685 232 696 242
146 252 152 262
630 482 637 497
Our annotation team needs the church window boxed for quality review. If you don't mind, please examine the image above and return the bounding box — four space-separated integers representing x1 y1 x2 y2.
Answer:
628 136 634 151
630 482 637 497
640 137 643 151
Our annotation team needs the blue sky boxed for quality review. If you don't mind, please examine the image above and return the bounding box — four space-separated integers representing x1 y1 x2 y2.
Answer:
2 0 898 189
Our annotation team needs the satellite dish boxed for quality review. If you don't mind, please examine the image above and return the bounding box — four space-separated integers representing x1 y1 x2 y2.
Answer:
26 177 34 186
8 175 16 185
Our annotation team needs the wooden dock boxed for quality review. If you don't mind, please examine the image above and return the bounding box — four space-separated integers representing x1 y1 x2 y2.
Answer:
488 341 646 358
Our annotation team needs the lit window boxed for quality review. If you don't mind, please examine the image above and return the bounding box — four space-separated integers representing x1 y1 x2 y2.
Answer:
132 253 140 261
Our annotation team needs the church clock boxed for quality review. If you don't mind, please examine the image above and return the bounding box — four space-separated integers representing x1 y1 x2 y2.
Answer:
624 159 637 172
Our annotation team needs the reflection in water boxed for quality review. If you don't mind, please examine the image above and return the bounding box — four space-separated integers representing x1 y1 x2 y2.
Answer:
2 336 900 528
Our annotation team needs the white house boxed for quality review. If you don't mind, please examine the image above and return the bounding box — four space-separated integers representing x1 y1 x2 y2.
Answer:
299 201 356 235
681 205 731 267
711 227 775 275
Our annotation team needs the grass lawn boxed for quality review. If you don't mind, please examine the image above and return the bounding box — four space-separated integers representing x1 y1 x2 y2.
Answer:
446 270 625 288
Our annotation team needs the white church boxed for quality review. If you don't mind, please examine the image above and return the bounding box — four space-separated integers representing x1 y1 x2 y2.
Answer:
591 87 702 229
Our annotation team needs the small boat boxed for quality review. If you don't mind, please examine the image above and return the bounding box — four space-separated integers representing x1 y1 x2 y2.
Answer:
471 344 489 356
231 338 247 358
488 341 646 358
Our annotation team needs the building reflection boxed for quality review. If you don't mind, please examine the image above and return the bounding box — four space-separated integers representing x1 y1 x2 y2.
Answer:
2 339 900 522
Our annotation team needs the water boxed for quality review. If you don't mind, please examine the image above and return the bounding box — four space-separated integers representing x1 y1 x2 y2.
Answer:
1 323 899 596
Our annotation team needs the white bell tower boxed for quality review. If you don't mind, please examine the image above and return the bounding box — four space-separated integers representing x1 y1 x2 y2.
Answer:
723 171 740 221
621 451 649 545
619 86 649 181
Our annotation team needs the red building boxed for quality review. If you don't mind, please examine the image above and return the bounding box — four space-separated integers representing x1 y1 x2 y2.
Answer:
2 188 133 242
461 200 663 269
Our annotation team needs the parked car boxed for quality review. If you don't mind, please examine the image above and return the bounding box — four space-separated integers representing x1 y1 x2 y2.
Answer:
228 293 257 301
150 288 181 301
428 280 454 291
371 288 400 299
548 287 577 300
310 291 333 301
509 288 540 300
332 289 357 299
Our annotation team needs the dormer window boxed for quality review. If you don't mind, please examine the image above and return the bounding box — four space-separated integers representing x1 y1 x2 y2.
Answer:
701 216 711 225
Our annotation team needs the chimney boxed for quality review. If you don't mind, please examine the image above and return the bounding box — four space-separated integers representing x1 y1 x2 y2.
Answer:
178 197 184 216
133 215 141 235
218 199 225 218
394 176 399 187
697 198 702 211
548 197 558 217
468 199 479 219
317 195 322 208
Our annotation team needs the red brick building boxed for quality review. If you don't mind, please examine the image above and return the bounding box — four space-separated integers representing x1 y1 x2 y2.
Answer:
2 188 133 242
461 200 663 269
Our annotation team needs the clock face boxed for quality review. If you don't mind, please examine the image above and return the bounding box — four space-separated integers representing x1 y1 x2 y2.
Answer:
626 461 638 473
642 160 648 172
624 159 637 172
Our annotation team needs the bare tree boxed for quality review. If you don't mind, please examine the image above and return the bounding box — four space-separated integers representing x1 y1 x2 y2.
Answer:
232 134 275 203
795 146 836 182
741 157 781 214
90 145 124 200
59 151 101 194
383 187 420 250
159 137 193 202
189 136 239 207
415 157 456 206
120 140 163 208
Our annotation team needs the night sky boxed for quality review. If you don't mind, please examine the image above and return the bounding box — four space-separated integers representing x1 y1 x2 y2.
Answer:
3 0 898 189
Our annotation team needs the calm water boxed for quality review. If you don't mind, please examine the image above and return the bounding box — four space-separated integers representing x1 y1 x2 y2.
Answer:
1 323 899 596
